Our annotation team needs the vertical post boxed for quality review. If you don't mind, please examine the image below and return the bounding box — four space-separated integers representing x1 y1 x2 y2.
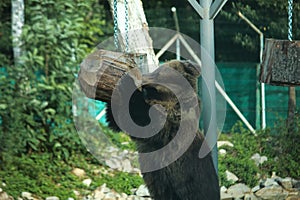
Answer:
171 7 181 60
12 0 24 64
176 37 181 60
189 0 228 174
260 35 266 129
237 11 266 129
200 0 218 173
256 64 261 129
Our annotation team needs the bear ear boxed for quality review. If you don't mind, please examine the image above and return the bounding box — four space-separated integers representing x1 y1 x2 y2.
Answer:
182 60 201 77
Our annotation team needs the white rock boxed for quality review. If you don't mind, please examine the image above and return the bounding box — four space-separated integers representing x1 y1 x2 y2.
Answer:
244 193 258 200
227 183 251 198
93 188 105 200
82 179 92 187
0 188 2 193
263 178 279 187
45 197 59 200
251 153 268 166
255 185 288 199
72 168 86 177
0 191 12 200
73 190 80 196
67 198 74 200
260 156 268 164
122 159 133 173
1 183 6 187
103 192 117 200
217 141 234 148
251 153 261 166
100 183 111 193
130 188 137 194
219 149 227 155
220 191 234 200
105 158 122 170
251 185 260 193
271 171 278 178
135 185 150 197
280 177 293 189
226 170 239 183
21 192 32 199
220 186 227 193
120 193 128 198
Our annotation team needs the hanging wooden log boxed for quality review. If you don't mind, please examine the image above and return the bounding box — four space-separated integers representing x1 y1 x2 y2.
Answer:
260 38 300 86
78 49 142 102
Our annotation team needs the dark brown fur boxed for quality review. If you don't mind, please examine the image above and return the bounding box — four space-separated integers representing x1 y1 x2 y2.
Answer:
106 60 220 200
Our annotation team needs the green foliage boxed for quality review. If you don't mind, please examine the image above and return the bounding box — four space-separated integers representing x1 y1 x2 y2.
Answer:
101 124 137 151
0 0 12 65
221 0 300 55
91 172 144 195
0 0 107 161
0 154 78 199
219 122 260 187
259 117 300 178
0 152 144 199
21 0 106 74
219 120 300 187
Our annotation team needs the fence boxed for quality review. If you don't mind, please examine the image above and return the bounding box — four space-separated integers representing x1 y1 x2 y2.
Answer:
217 62 300 132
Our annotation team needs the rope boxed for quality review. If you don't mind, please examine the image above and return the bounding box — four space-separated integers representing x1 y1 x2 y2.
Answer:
113 0 119 50
124 0 129 52
288 0 293 41
113 0 129 52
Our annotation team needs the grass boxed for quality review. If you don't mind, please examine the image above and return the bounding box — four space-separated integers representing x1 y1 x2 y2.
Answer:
0 152 143 199
1 121 299 198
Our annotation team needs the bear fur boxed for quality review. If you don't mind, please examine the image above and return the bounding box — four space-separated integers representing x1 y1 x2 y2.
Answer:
106 60 220 200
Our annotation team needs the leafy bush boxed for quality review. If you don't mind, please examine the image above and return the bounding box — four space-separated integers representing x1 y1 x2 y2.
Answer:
219 120 300 187
0 153 78 199
218 122 260 187
0 0 107 161
260 117 300 178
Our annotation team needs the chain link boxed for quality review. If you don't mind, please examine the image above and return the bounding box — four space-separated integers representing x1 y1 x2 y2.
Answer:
288 0 293 41
124 0 129 52
113 0 119 50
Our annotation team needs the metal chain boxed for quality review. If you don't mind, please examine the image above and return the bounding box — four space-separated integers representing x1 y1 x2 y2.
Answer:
288 0 293 41
113 0 119 50
124 0 129 52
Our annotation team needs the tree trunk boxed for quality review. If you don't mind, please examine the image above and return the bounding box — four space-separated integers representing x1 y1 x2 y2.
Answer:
287 86 296 133
11 0 24 64
107 0 158 73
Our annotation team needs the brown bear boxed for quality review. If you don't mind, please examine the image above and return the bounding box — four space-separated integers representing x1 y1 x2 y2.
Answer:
106 60 220 200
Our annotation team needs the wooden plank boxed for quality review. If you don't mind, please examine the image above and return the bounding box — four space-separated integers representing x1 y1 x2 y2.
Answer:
260 38 300 86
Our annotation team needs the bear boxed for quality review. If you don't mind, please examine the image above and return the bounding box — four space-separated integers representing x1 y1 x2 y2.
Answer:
106 60 220 200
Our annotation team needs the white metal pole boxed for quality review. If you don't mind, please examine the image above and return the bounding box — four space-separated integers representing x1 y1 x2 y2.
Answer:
258 33 266 130
189 0 228 174
12 0 24 64
237 11 266 129
171 7 181 60
200 0 218 173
